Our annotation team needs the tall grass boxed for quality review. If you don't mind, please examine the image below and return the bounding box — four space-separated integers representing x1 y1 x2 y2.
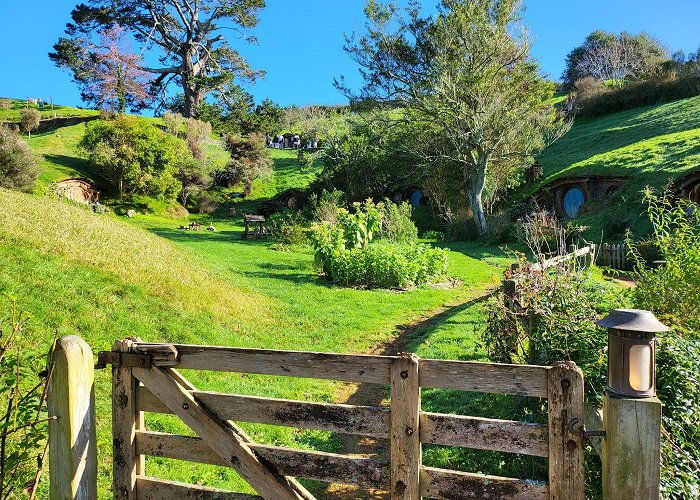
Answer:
0 189 266 329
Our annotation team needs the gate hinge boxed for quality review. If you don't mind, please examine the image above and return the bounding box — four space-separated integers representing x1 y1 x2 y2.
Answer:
568 417 606 440
95 351 152 370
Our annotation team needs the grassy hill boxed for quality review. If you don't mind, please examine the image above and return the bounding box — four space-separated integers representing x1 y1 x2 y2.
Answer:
534 95 700 238
0 98 99 121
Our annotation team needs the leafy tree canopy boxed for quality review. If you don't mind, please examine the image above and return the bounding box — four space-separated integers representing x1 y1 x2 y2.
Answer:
50 0 265 117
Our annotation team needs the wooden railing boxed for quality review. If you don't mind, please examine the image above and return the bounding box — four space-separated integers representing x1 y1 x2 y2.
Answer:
598 243 629 270
84 340 586 500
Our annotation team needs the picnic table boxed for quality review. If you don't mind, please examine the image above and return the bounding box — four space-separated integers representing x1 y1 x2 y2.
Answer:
242 214 268 239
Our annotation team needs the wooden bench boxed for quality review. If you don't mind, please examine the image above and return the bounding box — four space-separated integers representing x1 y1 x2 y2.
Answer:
242 214 267 239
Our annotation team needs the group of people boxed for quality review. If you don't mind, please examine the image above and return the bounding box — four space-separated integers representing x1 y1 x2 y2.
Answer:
265 133 320 150
27 97 51 109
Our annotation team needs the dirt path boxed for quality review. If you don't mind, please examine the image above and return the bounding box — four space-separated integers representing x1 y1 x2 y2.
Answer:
322 288 498 499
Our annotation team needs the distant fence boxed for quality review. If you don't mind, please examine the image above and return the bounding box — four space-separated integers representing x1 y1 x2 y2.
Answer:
598 243 629 271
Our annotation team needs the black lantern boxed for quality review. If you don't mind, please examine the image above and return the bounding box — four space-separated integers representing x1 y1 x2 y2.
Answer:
596 309 669 398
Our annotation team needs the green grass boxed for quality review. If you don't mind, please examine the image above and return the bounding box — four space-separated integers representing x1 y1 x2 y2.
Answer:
0 98 99 121
533 95 700 239
1 184 510 495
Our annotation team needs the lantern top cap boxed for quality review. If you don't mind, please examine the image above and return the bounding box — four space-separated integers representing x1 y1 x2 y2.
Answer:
596 308 670 333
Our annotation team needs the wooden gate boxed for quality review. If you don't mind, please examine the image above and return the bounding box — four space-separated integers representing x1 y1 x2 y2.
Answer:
101 339 585 499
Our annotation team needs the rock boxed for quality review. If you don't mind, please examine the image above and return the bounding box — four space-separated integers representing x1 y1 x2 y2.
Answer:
125 209 136 217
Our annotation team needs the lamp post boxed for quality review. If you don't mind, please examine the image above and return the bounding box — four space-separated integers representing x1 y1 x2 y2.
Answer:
596 308 666 498
596 308 669 398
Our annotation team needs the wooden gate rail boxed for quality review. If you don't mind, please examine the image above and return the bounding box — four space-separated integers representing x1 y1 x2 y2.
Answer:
103 341 584 500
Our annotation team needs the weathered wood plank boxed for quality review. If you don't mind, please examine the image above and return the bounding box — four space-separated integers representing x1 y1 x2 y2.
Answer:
135 431 389 490
47 336 97 500
420 467 548 500
420 412 549 457
134 343 395 384
132 366 308 500
161 370 314 499
112 339 139 500
136 476 260 500
419 359 550 397
547 361 585 500
137 387 389 438
390 354 421 500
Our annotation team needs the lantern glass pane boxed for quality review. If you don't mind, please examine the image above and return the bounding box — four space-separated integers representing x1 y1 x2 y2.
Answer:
629 344 652 391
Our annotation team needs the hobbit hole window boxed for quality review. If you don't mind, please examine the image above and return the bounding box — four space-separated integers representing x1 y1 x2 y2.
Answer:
563 187 585 218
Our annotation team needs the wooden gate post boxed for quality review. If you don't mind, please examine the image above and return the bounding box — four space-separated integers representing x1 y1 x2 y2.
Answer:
547 361 585 500
390 354 420 500
112 339 140 500
47 336 97 499
602 392 662 498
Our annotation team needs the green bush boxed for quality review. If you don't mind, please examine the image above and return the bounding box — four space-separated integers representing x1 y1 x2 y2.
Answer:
576 76 700 118
656 334 700 498
0 125 38 191
629 190 700 334
380 201 418 244
319 242 448 289
310 200 448 288
0 296 49 498
307 188 344 224
80 116 187 201
268 211 307 246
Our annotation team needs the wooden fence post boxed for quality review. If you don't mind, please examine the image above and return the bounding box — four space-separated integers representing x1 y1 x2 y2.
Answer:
47 336 97 499
547 361 585 500
390 354 420 500
112 339 139 499
602 393 662 499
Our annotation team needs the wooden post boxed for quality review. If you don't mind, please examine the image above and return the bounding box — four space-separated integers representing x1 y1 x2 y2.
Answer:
547 361 585 500
390 354 420 500
47 336 97 499
112 339 139 499
602 392 662 499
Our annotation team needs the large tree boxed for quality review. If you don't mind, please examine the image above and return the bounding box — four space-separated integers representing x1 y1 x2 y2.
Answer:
81 25 153 113
562 31 667 88
339 0 560 235
50 0 265 117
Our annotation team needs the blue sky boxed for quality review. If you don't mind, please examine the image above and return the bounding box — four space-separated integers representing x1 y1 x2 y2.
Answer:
1 0 698 109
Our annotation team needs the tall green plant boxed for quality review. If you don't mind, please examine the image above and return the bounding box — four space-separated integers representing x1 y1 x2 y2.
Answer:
628 189 700 334
0 295 52 499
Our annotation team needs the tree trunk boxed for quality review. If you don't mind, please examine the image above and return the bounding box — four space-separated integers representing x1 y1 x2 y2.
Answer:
467 160 489 236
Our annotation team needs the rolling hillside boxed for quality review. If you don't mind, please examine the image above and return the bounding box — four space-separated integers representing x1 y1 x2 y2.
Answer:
534 95 700 238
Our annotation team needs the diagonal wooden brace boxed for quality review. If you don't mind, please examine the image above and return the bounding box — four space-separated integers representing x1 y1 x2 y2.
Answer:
132 365 313 500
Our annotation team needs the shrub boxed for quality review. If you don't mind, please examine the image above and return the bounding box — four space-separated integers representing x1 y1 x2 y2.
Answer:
310 200 448 288
0 296 50 498
215 133 272 195
80 115 187 201
307 189 344 224
0 125 38 191
316 241 448 289
194 193 217 214
268 211 307 246
185 117 212 161
297 150 313 170
0 98 10 110
576 76 700 118
421 230 444 241
380 201 418 244
162 111 185 136
629 189 700 334
20 108 40 138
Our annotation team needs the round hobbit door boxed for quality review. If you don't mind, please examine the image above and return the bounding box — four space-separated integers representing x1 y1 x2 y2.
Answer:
410 189 423 207
562 187 585 218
